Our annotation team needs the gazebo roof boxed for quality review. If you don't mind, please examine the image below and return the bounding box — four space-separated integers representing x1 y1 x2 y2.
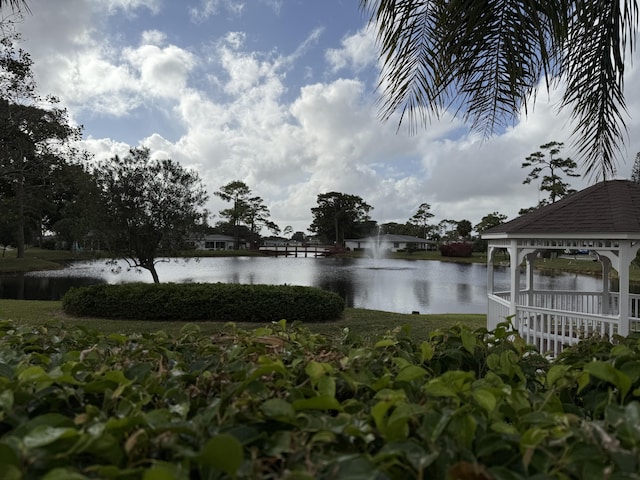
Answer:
483 180 640 237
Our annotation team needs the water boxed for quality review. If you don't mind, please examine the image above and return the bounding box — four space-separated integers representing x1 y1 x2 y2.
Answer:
0 257 608 314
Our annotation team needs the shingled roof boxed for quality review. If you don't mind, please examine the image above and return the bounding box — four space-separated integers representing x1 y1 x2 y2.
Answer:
483 180 640 237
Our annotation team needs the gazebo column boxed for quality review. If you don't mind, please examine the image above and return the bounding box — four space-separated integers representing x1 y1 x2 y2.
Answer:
600 255 611 315
618 243 631 336
508 240 520 325
487 246 495 296
524 252 538 306
598 241 640 337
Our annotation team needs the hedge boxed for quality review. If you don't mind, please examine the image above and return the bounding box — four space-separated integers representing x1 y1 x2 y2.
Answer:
3 320 640 478
61 282 345 322
440 241 474 257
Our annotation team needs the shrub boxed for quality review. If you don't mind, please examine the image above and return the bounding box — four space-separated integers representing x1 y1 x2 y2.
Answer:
440 241 474 257
3 320 640 478
62 282 345 322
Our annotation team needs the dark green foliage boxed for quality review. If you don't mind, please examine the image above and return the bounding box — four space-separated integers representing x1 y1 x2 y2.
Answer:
62 282 345 322
440 242 474 257
3 319 640 478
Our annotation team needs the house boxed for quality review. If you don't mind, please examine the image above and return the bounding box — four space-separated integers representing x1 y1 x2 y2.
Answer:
195 234 247 250
345 234 435 253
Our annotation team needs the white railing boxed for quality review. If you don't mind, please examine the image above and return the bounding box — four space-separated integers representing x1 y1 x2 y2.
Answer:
487 290 640 356
487 294 511 330
516 306 618 357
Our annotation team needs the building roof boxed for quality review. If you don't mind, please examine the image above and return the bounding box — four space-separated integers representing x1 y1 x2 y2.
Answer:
483 180 640 237
347 234 433 243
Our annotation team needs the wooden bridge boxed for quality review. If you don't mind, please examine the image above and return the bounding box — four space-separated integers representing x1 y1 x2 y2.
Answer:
258 245 342 257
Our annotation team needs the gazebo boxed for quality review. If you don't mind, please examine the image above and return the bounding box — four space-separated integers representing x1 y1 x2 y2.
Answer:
482 180 640 355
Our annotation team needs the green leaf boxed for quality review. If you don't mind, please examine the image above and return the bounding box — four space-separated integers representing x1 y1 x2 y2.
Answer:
317 376 336 397
396 365 427 383
17 365 48 383
260 398 295 421
420 341 434 362
374 339 396 348
142 466 175 480
584 361 632 399
305 360 326 380
0 444 20 469
460 329 476 353
0 388 14 411
472 388 497 413
199 434 244 475
520 427 548 449
546 364 571 388
23 425 78 449
292 395 342 412
0 465 22 480
42 468 88 480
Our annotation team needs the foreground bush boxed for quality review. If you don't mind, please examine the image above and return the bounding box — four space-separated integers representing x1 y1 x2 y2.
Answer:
61 282 345 322
2 319 640 478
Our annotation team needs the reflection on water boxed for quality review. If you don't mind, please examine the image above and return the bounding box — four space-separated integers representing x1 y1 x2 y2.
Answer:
0 256 609 314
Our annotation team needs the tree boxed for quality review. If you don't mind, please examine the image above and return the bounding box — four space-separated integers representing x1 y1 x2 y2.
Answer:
93 147 208 283
46 160 101 249
283 225 293 238
456 220 473 240
522 141 579 204
438 219 459 242
0 35 82 257
361 0 637 179
631 152 640 183
409 203 434 238
380 221 415 236
474 212 508 234
215 180 251 250
291 231 306 242
309 192 374 245
244 196 280 241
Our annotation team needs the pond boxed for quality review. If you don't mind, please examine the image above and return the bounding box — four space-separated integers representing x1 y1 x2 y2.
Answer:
0 256 607 315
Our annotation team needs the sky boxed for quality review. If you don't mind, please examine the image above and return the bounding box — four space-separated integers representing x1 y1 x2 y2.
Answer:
7 0 640 235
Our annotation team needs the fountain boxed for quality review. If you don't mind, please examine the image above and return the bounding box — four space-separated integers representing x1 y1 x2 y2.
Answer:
366 232 388 266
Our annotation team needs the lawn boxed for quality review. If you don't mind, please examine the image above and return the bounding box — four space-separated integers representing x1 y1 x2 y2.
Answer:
0 298 486 343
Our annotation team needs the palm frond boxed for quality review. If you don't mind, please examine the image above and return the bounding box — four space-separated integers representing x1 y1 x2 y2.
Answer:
361 0 639 177
561 0 637 179
0 0 30 13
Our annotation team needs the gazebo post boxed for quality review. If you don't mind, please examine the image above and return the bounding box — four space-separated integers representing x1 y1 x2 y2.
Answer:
524 252 537 306
600 255 611 315
487 246 495 296
508 240 520 325
618 243 631 336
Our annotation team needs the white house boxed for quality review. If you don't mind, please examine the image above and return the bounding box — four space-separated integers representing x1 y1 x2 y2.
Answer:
195 234 248 250
345 234 435 253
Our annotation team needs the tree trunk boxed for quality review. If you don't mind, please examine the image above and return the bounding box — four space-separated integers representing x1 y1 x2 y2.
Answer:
15 179 25 258
149 264 160 284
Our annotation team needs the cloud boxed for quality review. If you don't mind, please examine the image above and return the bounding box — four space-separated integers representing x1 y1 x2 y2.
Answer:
12 1 640 235
325 27 378 74
189 0 244 23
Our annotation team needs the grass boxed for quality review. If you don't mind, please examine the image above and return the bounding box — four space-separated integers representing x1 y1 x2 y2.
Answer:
0 298 486 343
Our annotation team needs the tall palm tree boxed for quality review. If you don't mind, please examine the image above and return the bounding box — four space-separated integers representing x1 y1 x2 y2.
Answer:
361 0 638 179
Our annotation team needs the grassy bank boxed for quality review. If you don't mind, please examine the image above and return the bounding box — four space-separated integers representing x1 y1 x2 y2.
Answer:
0 298 485 343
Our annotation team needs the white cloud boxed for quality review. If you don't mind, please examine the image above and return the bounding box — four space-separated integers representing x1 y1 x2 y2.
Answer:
12 1 640 235
123 42 196 98
326 27 378 74
96 0 161 15
189 0 244 23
